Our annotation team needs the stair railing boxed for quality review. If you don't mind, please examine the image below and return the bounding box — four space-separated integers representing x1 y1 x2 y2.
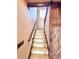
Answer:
28 21 37 42
44 6 49 47
44 7 48 27
43 6 50 57
28 20 37 59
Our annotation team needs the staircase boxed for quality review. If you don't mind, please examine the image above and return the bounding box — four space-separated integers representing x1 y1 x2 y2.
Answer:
29 28 49 59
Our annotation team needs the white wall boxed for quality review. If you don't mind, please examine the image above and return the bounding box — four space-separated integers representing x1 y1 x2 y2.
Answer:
37 7 46 28
17 0 35 59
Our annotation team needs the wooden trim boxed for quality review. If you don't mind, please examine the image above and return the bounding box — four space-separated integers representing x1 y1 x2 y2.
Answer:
28 2 49 7
27 2 61 8
51 2 61 8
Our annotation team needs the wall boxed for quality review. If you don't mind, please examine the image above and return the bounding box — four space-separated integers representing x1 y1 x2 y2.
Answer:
49 7 61 59
37 7 46 28
17 0 35 59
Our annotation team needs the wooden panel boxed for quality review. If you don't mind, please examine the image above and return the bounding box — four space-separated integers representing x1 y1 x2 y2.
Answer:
27 2 61 7
49 7 61 59
28 0 61 3
50 8 61 27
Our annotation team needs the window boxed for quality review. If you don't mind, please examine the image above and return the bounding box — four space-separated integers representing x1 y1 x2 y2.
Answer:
28 7 37 22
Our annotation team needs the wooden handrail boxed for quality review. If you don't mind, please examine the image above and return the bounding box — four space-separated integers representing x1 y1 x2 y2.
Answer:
44 6 50 58
44 30 50 59
28 22 36 42
44 7 48 26
17 40 24 49
28 29 36 59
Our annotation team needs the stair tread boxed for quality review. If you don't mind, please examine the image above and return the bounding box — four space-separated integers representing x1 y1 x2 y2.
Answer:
34 36 45 38
34 35 45 36
33 38 46 42
36 30 44 32
35 33 44 35
34 35 45 38
32 47 48 51
33 42 47 44
33 42 47 47
35 32 44 34
30 54 49 59
34 38 46 40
